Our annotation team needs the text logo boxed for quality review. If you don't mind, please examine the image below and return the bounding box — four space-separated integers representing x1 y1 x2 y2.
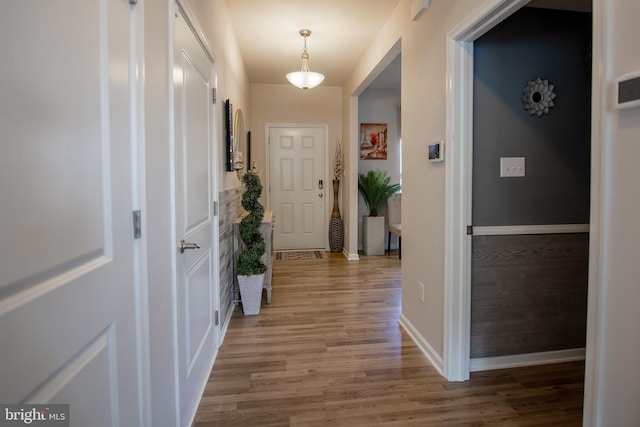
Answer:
1 405 69 426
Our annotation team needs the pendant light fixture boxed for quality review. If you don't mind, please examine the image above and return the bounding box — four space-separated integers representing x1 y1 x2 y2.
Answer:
286 29 325 90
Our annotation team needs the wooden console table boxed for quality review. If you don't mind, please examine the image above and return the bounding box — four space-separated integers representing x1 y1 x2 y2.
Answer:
233 209 274 304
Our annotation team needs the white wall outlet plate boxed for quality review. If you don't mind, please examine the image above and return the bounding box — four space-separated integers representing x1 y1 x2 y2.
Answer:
500 157 525 177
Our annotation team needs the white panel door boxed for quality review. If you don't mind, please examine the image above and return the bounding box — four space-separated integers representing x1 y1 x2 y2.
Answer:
173 10 218 426
0 1 143 425
269 126 327 250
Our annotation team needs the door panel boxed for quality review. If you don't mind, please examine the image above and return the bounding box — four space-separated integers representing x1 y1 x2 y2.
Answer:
269 126 326 250
0 0 141 424
173 10 218 425
184 252 213 373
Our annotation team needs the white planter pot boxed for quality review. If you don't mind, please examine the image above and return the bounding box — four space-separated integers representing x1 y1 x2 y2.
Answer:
362 216 385 256
238 273 265 315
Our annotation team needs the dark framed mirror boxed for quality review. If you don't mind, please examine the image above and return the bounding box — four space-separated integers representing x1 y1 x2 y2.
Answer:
224 99 233 171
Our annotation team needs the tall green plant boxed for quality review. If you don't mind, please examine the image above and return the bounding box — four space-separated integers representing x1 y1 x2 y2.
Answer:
237 171 267 276
358 169 401 217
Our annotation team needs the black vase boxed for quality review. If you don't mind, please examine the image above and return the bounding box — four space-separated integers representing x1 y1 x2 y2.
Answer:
329 180 344 253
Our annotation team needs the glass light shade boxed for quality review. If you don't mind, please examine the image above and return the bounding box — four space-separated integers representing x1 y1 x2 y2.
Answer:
286 71 325 90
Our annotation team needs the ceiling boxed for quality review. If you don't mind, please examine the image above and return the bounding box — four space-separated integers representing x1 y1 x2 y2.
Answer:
224 0 590 90
225 0 402 87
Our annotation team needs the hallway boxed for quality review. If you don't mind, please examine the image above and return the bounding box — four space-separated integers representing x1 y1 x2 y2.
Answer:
194 253 584 426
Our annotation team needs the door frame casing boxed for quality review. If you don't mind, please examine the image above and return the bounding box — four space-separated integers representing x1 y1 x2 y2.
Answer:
265 123 330 250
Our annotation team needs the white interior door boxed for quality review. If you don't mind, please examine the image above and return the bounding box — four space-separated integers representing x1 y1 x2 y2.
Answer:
0 1 143 425
173 10 218 425
269 126 327 250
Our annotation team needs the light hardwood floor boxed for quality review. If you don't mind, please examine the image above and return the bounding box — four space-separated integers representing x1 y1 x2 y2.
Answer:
194 252 584 426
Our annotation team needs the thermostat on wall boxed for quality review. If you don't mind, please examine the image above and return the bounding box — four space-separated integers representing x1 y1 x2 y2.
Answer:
614 71 640 110
428 141 443 162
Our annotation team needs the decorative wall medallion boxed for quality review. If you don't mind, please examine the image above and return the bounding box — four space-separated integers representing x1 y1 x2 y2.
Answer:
522 78 556 117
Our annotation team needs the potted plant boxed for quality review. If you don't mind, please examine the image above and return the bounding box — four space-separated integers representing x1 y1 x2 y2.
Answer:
358 169 401 255
237 171 267 315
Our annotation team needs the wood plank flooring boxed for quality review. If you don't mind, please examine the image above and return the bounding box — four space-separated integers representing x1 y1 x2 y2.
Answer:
194 252 584 426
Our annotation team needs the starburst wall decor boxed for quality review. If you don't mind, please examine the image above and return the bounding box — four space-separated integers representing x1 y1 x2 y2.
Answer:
522 78 556 117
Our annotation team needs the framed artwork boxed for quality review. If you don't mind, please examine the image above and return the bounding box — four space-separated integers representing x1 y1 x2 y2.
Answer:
428 141 444 162
360 123 388 160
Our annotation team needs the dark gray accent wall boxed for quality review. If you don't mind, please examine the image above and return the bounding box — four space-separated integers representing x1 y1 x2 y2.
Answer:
473 8 591 226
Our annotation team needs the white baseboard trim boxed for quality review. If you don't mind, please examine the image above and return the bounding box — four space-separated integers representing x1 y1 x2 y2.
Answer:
345 249 359 260
470 348 586 372
398 314 444 375
219 303 235 346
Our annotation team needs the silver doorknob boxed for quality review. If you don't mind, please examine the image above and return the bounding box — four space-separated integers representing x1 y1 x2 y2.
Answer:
319 193 324 198
179 240 200 253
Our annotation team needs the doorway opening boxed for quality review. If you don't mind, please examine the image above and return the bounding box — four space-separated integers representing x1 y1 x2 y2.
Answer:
357 55 402 256
348 40 402 259
444 0 593 382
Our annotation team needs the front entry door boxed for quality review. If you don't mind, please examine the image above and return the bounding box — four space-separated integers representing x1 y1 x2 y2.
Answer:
0 1 143 424
173 10 218 425
269 126 327 250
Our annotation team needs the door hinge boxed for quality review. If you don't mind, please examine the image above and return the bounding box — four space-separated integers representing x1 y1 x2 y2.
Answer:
466 225 473 236
212 88 217 104
213 200 219 217
133 210 142 239
214 310 219 326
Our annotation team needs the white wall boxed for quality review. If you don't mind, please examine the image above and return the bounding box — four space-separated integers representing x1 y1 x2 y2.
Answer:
250 83 343 213
357 88 402 250
585 0 640 425
343 0 483 364
186 0 251 193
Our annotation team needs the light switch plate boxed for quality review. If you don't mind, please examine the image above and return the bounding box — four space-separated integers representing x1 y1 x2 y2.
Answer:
500 157 525 177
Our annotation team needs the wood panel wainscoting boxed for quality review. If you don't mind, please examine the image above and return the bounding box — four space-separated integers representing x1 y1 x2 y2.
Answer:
471 233 589 359
219 187 243 331
194 252 584 426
